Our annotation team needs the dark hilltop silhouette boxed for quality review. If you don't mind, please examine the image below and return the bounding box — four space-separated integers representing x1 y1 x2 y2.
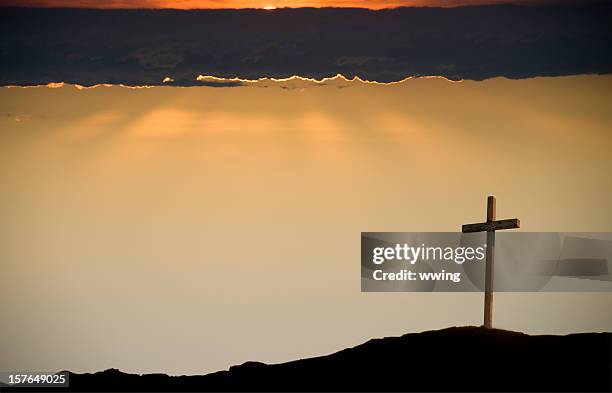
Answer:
3 326 610 392
1 3 612 86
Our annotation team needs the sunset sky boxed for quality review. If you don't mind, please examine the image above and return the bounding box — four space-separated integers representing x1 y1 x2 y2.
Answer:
1 0 611 382
0 0 578 9
2 75 611 375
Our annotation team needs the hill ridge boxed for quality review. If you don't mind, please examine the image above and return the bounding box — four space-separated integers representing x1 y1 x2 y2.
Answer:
3 326 609 392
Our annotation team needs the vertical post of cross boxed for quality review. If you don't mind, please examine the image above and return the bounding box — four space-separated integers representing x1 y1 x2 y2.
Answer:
484 196 496 329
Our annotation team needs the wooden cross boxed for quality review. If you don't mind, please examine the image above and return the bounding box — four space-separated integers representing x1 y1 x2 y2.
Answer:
462 196 520 328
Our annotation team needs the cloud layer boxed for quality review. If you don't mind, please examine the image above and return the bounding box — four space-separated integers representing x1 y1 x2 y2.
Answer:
1 4 611 85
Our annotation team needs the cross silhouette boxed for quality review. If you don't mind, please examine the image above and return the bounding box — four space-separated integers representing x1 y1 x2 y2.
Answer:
462 196 520 328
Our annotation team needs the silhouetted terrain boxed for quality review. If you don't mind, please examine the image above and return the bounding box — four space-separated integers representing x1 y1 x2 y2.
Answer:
3 326 610 391
1 4 611 85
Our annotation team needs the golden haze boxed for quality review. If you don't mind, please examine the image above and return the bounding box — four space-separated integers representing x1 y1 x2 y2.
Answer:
1 75 611 376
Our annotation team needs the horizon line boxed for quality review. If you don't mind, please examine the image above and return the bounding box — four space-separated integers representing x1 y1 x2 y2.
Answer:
0 1 598 11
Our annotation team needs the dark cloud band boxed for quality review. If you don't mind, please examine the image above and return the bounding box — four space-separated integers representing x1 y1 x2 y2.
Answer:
1 4 611 85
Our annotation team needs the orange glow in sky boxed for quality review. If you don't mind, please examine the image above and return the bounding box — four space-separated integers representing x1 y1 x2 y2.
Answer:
0 0 535 10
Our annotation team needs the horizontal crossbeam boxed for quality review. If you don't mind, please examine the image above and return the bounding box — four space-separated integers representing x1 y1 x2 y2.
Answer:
462 218 520 233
